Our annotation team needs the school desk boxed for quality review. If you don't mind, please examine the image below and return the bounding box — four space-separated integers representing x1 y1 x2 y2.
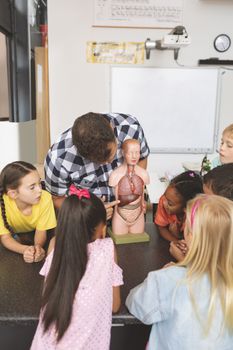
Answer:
0 223 172 350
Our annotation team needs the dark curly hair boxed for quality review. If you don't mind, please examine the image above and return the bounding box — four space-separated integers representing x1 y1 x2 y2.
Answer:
203 164 233 200
0 161 36 234
72 112 116 163
170 171 203 205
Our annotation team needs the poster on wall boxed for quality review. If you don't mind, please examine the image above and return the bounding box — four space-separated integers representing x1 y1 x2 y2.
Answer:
86 41 144 64
93 0 184 28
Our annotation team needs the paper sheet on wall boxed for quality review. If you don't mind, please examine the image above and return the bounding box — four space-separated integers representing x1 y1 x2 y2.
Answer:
93 0 183 28
86 42 144 64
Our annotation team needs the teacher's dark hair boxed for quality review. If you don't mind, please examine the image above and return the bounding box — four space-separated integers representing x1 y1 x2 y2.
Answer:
72 112 116 163
41 192 106 341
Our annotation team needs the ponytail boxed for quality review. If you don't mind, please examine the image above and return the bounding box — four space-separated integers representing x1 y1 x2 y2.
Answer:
41 193 106 341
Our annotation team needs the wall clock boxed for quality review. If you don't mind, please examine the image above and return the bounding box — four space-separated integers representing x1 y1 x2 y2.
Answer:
214 34 231 52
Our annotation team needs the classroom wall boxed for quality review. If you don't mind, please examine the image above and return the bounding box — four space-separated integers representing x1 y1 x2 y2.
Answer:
47 0 233 177
0 121 36 170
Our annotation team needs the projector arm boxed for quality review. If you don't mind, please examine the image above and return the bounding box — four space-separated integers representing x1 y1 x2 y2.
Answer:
144 26 190 60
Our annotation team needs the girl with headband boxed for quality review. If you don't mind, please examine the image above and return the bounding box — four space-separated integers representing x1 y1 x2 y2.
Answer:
31 186 123 350
126 194 233 349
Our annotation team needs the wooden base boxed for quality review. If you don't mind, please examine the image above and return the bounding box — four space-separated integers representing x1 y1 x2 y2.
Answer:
108 229 150 245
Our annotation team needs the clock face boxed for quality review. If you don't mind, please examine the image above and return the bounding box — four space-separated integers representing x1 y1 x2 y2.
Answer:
214 34 231 52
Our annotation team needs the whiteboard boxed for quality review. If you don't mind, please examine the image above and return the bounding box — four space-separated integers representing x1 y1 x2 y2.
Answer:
110 67 220 153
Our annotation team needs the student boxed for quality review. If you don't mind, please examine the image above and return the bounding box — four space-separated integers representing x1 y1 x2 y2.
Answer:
203 163 233 200
126 194 233 349
212 123 233 168
170 163 233 262
154 171 203 242
44 112 150 218
0 161 56 263
31 186 123 350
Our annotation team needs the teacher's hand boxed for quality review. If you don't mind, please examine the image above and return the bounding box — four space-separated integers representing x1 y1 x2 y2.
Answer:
102 197 120 220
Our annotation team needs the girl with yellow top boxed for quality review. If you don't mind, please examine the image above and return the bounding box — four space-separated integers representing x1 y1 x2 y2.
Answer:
0 161 56 263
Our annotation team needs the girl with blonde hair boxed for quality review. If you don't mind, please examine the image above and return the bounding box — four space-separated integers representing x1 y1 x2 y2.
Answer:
126 194 233 349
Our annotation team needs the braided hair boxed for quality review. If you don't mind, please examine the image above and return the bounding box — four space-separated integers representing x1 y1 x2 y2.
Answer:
170 171 203 205
0 161 36 234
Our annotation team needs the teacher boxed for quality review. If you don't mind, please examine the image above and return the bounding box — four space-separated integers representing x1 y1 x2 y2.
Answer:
44 112 150 218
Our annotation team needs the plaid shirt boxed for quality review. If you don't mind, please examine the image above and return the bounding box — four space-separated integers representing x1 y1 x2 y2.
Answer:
44 113 150 202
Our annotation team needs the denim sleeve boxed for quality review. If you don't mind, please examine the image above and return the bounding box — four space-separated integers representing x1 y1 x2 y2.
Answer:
126 269 176 325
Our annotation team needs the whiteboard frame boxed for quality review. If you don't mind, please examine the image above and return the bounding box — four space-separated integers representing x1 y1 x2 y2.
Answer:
110 66 221 154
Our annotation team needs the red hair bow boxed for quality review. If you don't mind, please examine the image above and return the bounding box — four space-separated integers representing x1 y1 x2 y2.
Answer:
69 185 90 199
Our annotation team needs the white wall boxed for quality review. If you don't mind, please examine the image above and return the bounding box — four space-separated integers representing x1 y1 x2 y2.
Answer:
47 0 233 176
0 120 36 170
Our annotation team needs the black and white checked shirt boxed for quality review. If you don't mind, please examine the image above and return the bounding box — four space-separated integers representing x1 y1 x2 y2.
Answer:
44 113 150 202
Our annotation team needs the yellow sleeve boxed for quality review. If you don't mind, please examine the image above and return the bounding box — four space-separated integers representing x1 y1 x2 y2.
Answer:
36 191 57 231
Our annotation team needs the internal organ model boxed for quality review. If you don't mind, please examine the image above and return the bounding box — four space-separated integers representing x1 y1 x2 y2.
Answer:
109 139 150 235
118 168 144 207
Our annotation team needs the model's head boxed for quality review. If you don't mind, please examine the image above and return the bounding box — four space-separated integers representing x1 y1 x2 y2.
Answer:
163 171 203 215
72 112 117 163
219 123 233 164
122 139 140 166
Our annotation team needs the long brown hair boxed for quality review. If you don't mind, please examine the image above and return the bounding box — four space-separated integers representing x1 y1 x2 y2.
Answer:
0 161 36 234
41 192 106 341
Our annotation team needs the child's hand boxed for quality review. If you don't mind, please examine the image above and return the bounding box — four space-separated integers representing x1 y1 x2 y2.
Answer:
175 239 188 255
142 201 147 214
168 223 180 238
34 245 45 262
23 246 35 263
102 196 120 220
169 241 186 262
